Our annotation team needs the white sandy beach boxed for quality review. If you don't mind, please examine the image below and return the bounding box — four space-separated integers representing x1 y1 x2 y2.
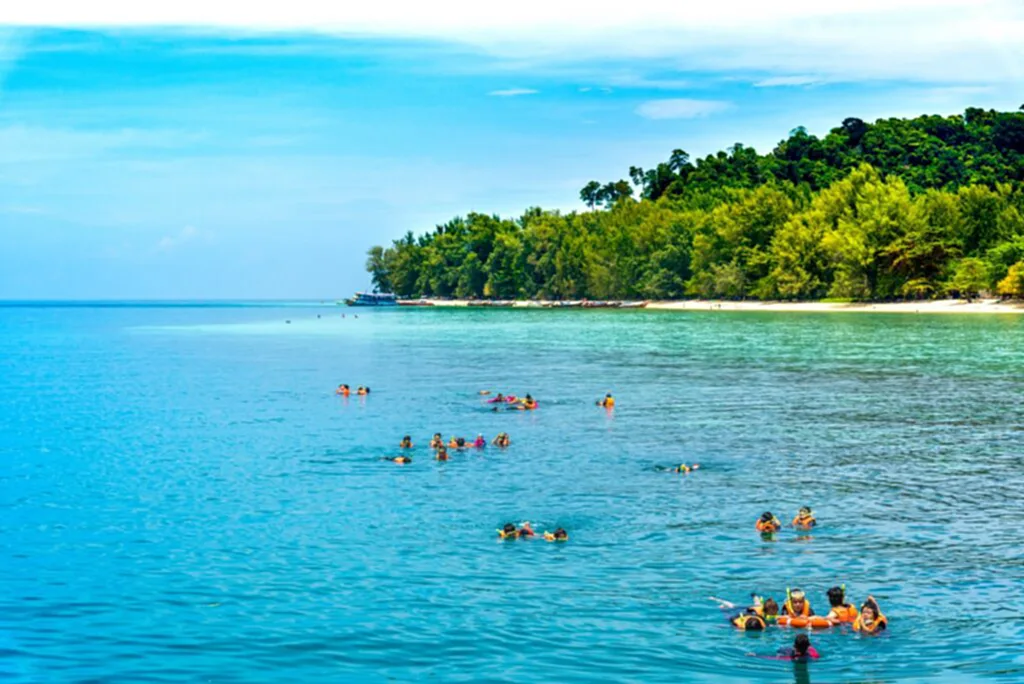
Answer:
411 298 1024 314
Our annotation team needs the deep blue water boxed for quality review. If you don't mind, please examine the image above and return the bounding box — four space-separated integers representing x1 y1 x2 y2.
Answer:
2 304 1023 682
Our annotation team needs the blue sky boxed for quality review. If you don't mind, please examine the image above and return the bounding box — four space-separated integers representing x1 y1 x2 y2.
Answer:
1 3 1023 299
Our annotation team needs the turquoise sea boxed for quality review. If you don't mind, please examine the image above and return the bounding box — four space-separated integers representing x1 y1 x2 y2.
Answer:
3 303 1024 682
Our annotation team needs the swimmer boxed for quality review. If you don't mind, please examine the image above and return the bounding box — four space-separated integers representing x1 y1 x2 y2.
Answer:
473 434 486 448
449 436 467 449
357 386 369 396
673 463 700 473
516 394 537 410
491 432 511 447
389 455 412 464
543 528 568 542
731 614 767 630
792 506 817 529
429 433 444 449
399 435 414 449
750 596 780 623
598 393 615 408
498 522 535 539
756 512 782 533
336 384 351 397
767 634 819 661
782 589 814 618
853 596 887 634
435 446 449 461
487 393 505 404
825 586 858 624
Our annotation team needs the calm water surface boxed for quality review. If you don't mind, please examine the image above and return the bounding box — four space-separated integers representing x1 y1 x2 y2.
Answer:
2 304 1023 682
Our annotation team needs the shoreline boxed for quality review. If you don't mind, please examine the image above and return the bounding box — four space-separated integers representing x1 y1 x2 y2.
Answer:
397 298 1024 315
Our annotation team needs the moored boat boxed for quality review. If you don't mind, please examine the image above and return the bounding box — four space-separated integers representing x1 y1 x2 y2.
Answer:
345 291 398 307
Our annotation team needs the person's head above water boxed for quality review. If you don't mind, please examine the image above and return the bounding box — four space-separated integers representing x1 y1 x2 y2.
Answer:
502 523 517 535
790 590 807 611
553 528 567 539
761 512 776 523
827 586 846 607
793 633 811 656
799 506 812 516
763 598 779 616
744 616 765 631
861 597 880 620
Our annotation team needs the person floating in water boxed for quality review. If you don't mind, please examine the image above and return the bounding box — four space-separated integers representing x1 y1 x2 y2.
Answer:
487 393 506 404
498 522 535 539
429 433 444 449
716 595 778 626
853 596 887 634
543 528 568 542
435 446 449 461
516 394 538 410
782 589 814 617
448 436 468 449
673 463 700 473
387 455 412 464
336 384 350 397
825 586 859 624
749 595 780 624
731 614 767 630
756 512 782 533
357 386 370 396
472 434 486 448
765 634 819 661
792 506 817 529
492 432 511 447
399 435 414 449
598 393 615 408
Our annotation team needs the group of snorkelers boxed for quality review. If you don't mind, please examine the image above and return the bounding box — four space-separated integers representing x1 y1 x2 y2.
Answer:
498 521 568 542
723 586 888 635
335 384 370 397
756 507 816 533
482 391 538 410
386 432 512 463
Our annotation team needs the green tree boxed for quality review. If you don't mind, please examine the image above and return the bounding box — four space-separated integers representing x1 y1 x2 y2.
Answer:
945 258 989 300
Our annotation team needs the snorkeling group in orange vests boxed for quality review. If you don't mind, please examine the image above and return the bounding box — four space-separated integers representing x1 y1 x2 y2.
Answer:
721 586 888 634
756 507 816 534
335 384 370 397
385 431 512 463
497 521 568 542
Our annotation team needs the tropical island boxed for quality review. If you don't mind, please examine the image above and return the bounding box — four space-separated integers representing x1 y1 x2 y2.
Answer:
365 108 1024 307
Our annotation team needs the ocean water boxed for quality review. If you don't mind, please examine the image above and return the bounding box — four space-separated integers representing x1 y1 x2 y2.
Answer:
2 303 1023 683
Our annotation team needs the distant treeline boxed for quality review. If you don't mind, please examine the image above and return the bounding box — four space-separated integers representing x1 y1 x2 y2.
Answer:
366 108 1024 301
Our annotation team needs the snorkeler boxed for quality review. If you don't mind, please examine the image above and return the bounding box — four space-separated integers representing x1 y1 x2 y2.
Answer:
429 433 444 449
487 393 506 404
853 596 887 634
516 394 537 410
498 522 535 539
543 528 568 542
491 432 511 447
767 634 819 661
782 589 814 617
388 455 412 464
399 435 414 449
714 595 779 625
825 586 859 624
448 436 468 449
598 393 615 408
673 463 700 473
473 434 486 448
336 384 350 396
792 506 817 529
756 512 782 533
731 614 767 630
435 446 449 461
357 386 369 396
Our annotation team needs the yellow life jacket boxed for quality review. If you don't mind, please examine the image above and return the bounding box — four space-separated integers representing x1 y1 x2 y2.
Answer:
732 614 767 630
783 599 812 617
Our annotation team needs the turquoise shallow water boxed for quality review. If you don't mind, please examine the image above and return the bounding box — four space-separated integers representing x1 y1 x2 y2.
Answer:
2 304 1024 682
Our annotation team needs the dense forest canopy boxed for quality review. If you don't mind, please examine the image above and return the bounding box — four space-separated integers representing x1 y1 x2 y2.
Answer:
366 107 1024 301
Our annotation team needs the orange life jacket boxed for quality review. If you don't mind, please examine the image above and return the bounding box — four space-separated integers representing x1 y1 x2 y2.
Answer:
854 612 888 634
756 519 780 533
783 599 812 617
829 604 859 624
792 514 816 529
732 614 767 630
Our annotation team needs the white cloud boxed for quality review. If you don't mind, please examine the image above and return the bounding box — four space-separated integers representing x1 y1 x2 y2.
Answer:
157 225 201 251
635 99 731 120
754 75 824 88
488 88 538 96
4 1 1024 84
